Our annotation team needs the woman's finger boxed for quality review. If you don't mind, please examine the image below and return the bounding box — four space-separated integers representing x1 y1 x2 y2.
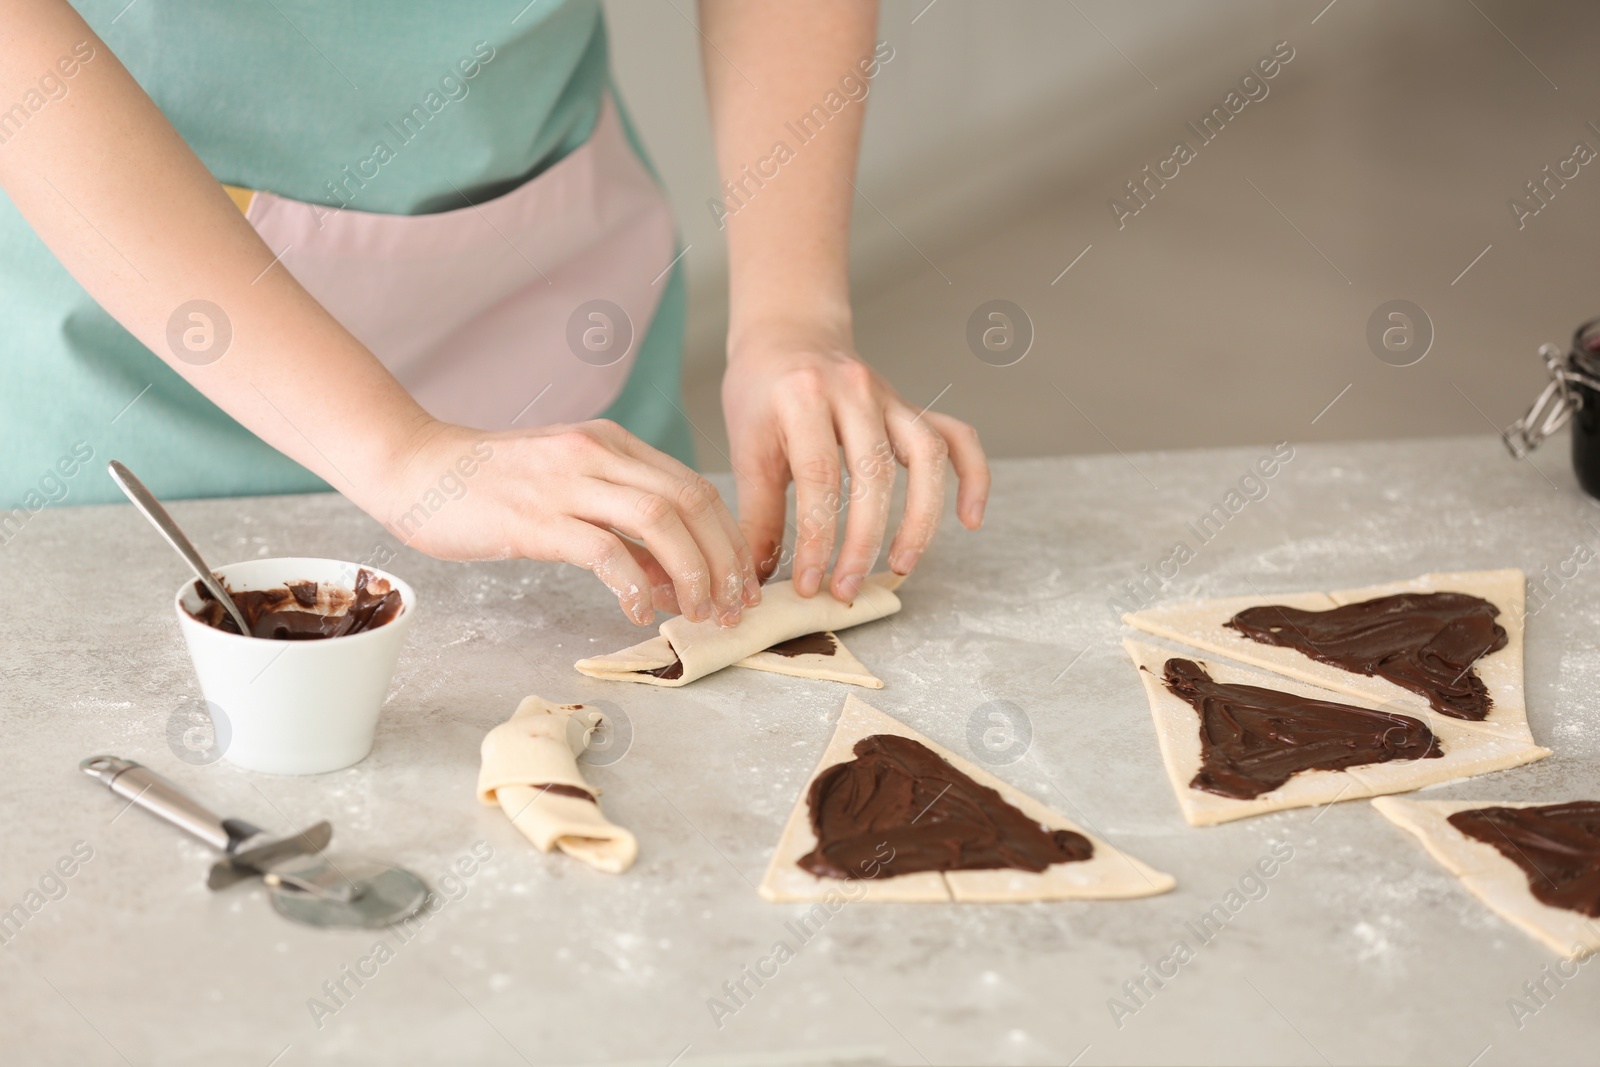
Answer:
923 410 989 529
829 405 897 602
535 518 656 625
734 455 790 583
595 452 749 625
884 407 950 575
780 400 844 598
596 421 760 604
621 536 680 616
569 480 716 623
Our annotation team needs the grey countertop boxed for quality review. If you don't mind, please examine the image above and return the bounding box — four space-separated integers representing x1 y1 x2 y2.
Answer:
3 434 1597 1066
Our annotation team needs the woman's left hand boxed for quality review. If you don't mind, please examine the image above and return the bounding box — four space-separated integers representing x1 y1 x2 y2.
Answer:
722 318 989 602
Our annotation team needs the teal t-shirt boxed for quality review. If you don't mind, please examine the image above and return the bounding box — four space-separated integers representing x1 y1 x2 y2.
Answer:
0 1 690 512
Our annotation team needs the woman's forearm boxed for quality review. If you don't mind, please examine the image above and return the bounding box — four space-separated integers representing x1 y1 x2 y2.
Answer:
698 0 986 598
697 0 879 353
0 0 433 510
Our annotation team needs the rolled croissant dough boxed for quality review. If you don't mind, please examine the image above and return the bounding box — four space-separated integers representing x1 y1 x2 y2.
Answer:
1373 796 1600 958
576 573 904 687
1124 639 1549 827
758 694 1176 903
1123 569 1532 743
477 696 638 874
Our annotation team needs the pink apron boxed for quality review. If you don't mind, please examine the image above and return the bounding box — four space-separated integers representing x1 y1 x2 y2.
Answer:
235 95 677 430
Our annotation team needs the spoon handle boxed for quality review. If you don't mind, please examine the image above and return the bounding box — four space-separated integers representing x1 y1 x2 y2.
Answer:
107 460 253 636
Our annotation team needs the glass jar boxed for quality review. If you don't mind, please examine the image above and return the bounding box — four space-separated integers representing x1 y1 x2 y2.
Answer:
1504 316 1600 499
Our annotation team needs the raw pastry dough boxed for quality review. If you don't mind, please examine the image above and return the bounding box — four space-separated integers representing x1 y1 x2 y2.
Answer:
1124 639 1549 827
577 573 903 687
477 696 637 874
1373 796 1600 958
735 631 883 688
758 694 1175 902
1123 570 1532 743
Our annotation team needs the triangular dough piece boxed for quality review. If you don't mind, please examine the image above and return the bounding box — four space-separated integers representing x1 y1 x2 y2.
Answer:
575 634 678 676
576 574 902 687
1123 570 1531 743
1125 639 1548 827
758 694 1175 902
1373 797 1600 958
734 631 883 688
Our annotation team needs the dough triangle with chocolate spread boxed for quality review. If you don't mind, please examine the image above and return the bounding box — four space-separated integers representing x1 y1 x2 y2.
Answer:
1122 569 1533 743
576 575 899 688
1124 639 1548 827
734 630 883 688
1374 796 1600 958
758 694 1175 902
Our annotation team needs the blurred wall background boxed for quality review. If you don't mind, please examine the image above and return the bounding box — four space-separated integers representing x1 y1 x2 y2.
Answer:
608 0 1600 468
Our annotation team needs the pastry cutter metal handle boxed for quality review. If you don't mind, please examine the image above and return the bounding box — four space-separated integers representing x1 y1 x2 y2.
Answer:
79 755 356 902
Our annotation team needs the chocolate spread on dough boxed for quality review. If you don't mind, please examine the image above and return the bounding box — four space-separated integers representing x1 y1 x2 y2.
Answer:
797 733 1092 880
190 568 403 640
637 631 838 678
640 658 684 680
1226 592 1507 720
1160 658 1442 801
1448 802 1600 917
767 632 838 658
534 783 597 803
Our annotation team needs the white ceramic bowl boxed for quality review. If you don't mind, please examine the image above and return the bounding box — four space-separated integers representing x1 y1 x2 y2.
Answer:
174 557 415 775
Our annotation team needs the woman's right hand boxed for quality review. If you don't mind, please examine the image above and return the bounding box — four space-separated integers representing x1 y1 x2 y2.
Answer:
374 419 761 628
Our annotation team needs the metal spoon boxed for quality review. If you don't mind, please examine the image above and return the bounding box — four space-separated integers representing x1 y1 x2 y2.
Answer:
107 460 253 637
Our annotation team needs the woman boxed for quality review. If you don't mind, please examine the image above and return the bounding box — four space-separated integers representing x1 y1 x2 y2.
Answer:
0 0 988 628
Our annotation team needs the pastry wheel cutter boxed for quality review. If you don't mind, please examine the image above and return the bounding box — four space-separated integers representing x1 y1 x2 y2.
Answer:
80 755 428 928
